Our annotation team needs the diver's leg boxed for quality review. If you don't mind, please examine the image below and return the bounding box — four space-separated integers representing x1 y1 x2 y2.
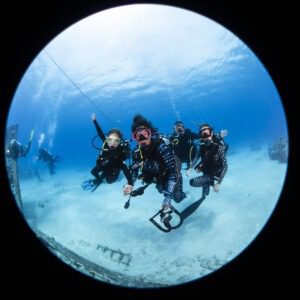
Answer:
189 174 214 197
86 165 104 191
91 165 101 179
105 171 120 184
189 174 213 187
88 172 105 192
173 173 186 203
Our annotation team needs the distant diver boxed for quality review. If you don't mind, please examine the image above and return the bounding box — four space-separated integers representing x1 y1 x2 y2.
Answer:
81 113 133 193
126 114 186 228
6 129 34 160
36 148 60 175
268 137 288 163
189 124 228 197
5 126 34 210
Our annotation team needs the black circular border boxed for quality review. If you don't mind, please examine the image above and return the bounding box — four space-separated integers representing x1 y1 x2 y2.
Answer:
0 0 297 297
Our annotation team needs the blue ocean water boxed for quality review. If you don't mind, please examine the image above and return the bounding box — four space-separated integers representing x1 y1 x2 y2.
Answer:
7 46 287 173
5 4 287 177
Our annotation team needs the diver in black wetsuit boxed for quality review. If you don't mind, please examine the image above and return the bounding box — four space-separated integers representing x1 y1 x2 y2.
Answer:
189 124 228 197
36 148 60 175
6 130 34 160
168 121 199 170
268 137 288 163
126 114 186 220
82 113 133 193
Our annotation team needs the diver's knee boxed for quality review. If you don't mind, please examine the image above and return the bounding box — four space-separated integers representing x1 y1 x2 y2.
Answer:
190 178 202 187
173 192 186 203
106 178 115 184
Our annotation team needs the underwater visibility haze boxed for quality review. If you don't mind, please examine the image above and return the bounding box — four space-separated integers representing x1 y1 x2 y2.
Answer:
5 4 288 287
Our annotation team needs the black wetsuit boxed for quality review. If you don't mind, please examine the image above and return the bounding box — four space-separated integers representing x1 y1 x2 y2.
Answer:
37 148 60 175
190 134 228 195
168 129 198 169
91 120 133 185
6 139 32 160
268 139 288 163
131 133 186 204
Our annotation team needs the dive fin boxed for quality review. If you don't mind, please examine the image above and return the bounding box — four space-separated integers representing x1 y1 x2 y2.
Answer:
81 179 94 191
124 195 131 209
149 195 207 232
90 179 102 192
180 196 206 220
130 183 151 197
81 179 101 192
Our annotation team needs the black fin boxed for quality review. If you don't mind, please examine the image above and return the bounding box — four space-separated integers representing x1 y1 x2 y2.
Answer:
81 179 101 192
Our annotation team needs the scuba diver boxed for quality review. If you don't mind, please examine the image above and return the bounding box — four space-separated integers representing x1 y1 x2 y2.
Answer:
268 137 288 163
125 114 186 223
6 129 34 160
81 113 133 193
189 124 228 197
36 148 60 175
5 127 34 209
168 121 199 170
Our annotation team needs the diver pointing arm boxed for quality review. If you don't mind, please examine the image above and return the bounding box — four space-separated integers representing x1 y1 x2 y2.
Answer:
91 113 106 142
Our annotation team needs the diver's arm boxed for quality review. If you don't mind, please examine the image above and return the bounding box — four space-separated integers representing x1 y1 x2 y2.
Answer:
129 162 139 184
158 143 178 196
129 148 142 184
93 119 106 142
121 162 134 186
215 146 228 184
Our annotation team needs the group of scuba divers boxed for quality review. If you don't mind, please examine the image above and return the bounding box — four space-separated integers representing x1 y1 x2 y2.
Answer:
81 113 229 232
6 129 61 175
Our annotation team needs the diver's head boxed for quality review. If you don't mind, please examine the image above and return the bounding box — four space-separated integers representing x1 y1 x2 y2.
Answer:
131 114 153 147
106 128 123 149
199 124 214 142
174 121 185 135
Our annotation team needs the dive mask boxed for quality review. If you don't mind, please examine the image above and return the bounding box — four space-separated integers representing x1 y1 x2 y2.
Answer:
132 127 152 142
106 136 121 146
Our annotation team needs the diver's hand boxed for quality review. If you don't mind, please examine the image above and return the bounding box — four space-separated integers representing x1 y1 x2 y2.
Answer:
123 184 133 196
213 182 220 192
91 113 96 121
220 129 228 138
